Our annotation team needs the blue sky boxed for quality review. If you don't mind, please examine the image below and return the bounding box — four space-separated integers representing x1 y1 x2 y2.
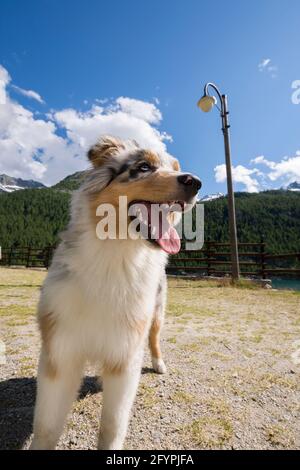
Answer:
0 0 300 194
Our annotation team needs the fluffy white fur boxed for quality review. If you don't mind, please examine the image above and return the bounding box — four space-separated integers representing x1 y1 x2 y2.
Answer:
30 136 199 450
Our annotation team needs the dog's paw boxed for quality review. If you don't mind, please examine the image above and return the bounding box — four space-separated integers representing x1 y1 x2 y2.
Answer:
152 357 167 374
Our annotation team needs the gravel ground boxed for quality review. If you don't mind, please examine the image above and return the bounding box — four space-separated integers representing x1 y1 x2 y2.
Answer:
0 267 299 450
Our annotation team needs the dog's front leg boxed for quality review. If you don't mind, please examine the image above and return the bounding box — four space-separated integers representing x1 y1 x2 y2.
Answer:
98 356 142 450
30 348 84 450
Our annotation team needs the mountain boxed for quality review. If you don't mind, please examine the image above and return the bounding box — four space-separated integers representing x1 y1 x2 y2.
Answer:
200 192 225 202
287 181 300 192
0 174 45 193
52 171 86 191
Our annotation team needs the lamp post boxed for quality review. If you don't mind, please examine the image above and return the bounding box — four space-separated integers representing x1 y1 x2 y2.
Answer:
197 83 240 280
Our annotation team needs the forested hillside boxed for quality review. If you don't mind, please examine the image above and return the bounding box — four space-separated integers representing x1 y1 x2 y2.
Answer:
0 187 299 253
52 171 86 191
0 189 71 247
204 191 300 253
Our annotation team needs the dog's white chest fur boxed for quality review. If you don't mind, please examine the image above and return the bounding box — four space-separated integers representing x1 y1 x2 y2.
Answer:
42 234 167 368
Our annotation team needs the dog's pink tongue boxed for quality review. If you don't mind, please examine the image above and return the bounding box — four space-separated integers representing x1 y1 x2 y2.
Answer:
156 226 181 255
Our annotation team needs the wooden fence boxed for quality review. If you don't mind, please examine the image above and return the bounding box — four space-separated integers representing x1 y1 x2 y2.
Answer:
0 246 54 269
0 243 300 278
168 241 300 278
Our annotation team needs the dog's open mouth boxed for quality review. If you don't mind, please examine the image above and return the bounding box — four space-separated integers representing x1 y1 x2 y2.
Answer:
129 200 184 255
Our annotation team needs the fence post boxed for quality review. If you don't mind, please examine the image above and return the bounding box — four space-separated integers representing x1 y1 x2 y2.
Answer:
260 238 266 279
44 246 52 269
206 241 212 276
26 246 31 268
8 247 13 266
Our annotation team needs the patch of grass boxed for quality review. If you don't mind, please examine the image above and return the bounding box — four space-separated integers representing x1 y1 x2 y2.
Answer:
233 279 261 290
169 367 181 375
199 336 216 346
172 390 195 404
19 362 35 376
174 327 185 333
19 356 33 364
73 395 102 421
167 337 177 344
185 356 198 365
260 373 297 391
138 384 158 408
229 384 247 398
5 332 18 340
239 333 264 344
242 349 255 358
18 355 36 376
6 346 21 355
0 304 36 319
269 348 282 356
191 307 217 317
266 425 295 447
186 416 233 448
184 396 233 448
210 352 231 361
167 303 184 317
251 334 263 344
176 318 189 325
6 319 29 327
182 342 201 352
204 397 231 415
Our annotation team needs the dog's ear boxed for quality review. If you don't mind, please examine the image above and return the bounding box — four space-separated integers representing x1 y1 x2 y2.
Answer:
88 136 125 168
172 159 181 172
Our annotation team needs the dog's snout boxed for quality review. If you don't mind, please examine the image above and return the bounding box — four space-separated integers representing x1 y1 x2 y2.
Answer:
177 173 202 192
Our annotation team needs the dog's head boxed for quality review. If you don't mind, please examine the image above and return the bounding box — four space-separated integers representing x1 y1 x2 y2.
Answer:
84 135 201 254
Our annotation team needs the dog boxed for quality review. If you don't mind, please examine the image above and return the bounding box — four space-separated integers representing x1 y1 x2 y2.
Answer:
30 136 201 450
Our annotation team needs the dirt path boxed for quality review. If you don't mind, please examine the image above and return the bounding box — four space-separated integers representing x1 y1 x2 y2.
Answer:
0 267 299 450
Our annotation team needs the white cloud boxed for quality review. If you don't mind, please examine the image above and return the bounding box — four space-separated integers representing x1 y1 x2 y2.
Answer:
252 154 300 184
258 58 278 78
215 164 261 192
0 64 172 186
53 99 171 154
258 58 271 70
115 96 162 124
250 155 276 169
0 65 10 104
12 85 45 104
215 153 300 192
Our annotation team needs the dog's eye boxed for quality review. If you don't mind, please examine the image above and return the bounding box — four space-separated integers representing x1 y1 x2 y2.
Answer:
139 163 151 172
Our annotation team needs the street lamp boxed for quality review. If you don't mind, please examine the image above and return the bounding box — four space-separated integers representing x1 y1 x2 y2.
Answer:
197 82 240 280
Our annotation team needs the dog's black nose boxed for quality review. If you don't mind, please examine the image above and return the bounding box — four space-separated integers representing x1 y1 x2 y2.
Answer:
177 173 202 192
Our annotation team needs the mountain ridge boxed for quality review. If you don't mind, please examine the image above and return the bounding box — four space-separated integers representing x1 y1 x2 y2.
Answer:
0 174 46 193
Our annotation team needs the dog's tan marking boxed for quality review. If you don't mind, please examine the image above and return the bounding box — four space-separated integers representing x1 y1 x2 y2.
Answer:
149 317 162 359
89 170 182 236
129 317 147 336
142 150 161 167
172 159 180 171
88 136 125 168
91 170 181 210
102 360 126 375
